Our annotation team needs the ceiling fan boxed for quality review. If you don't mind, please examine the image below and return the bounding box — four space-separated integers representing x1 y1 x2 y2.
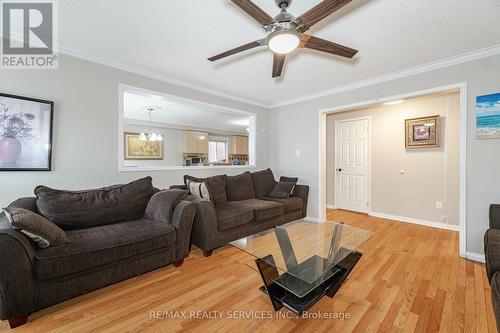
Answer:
208 0 359 78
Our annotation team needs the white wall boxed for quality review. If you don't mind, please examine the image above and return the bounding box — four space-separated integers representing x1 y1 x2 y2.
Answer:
0 54 270 207
270 54 500 255
326 92 460 226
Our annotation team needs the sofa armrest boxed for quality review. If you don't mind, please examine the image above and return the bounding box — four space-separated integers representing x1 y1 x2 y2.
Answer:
292 184 309 217
170 185 188 191
190 199 218 252
171 201 196 261
485 230 500 282
491 205 500 229
8 197 38 213
0 221 36 320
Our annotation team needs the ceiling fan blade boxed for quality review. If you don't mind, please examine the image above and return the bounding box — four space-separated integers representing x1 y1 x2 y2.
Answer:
208 39 266 61
294 0 352 32
231 0 276 26
272 53 286 78
301 35 358 58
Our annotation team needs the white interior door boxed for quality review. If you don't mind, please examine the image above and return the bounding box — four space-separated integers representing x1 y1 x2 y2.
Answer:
335 118 369 213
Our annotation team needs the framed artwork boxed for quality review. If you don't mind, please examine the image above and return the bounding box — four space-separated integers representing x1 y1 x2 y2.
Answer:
405 115 440 149
0 93 53 171
476 93 500 139
124 132 164 160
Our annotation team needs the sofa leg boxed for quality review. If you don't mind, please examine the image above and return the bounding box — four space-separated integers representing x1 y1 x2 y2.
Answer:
174 259 184 267
8 315 28 328
203 250 213 257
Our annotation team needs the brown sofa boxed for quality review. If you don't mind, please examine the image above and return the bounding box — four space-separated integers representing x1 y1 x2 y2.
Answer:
0 177 196 328
172 169 309 256
485 204 500 331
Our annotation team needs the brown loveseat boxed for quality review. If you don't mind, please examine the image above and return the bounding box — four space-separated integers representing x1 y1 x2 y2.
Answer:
172 169 309 256
485 204 500 331
0 177 196 328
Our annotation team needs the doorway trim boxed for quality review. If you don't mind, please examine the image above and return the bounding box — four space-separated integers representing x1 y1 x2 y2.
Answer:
318 82 468 259
333 116 372 214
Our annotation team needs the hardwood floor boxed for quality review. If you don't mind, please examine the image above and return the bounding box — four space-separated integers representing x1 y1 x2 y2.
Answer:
0 209 495 332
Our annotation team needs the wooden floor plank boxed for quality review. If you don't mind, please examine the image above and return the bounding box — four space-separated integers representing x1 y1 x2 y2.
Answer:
0 209 494 333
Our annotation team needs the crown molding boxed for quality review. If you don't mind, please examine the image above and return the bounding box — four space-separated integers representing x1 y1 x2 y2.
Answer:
57 44 270 109
270 43 500 108
58 43 500 110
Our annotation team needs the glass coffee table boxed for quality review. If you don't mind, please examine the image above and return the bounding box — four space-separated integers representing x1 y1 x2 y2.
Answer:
230 218 374 314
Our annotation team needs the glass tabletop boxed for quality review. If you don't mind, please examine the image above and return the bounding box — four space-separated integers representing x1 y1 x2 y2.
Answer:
230 218 374 298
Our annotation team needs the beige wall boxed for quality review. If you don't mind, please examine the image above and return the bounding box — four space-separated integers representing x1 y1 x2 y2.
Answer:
326 92 460 225
269 54 500 255
0 54 270 207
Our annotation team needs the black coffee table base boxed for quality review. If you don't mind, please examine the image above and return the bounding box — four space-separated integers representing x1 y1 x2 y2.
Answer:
255 250 362 315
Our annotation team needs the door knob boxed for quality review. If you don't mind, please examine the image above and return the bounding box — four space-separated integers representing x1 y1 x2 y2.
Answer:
337 168 342 172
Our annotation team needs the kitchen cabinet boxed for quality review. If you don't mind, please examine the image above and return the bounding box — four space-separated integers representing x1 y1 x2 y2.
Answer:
183 131 209 154
231 135 249 155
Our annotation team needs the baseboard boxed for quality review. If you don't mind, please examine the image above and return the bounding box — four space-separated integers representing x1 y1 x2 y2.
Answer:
465 252 486 263
326 204 337 210
369 211 460 231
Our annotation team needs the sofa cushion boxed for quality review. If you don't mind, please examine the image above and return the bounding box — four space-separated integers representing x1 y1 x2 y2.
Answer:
261 197 303 213
251 169 277 198
35 177 154 229
34 218 176 280
225 172 255 201
216 202 254 231
231 199 284 222
184 175 227 206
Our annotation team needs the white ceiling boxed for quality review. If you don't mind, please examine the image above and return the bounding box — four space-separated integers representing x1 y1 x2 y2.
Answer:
60 0 500 106
123 89 251 134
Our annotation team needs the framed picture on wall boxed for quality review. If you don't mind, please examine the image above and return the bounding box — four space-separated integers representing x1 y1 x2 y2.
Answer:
0 93 54 171
124 132 164 160
405 115 440 149
476 93 500 139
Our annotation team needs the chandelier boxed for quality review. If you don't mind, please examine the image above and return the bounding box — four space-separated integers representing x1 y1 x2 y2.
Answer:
139 106 163 142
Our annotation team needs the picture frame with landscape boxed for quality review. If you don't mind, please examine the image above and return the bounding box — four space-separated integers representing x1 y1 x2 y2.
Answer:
476 93 500 139
124 132 164 160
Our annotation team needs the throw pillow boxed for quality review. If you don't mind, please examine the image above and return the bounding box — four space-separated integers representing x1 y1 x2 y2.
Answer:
280 176 299 183
251 169 277 197
187 180 211 201
183 175 204 188
3 207 71 248
184 175 227 206
269 181 296 199
225 172 256 201
144 189 187 223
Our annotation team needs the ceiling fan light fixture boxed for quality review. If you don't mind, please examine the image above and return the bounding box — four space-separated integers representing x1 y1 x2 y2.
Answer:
267 30 301 54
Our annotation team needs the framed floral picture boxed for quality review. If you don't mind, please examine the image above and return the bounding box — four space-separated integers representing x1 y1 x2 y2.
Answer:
124 132 164 160
405 115 441 149
0 93 54 171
